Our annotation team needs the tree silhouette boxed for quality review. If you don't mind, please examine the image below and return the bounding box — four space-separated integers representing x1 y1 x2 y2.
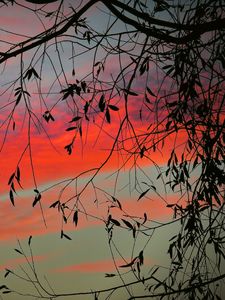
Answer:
0 0 225 299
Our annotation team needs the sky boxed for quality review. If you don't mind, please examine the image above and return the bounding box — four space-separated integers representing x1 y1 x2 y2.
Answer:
0 1 212 299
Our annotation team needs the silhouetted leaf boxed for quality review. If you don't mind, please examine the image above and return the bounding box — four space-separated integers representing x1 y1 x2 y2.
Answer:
84 101 89 114
73 210 78 226
49 200 60 208
105 273 116 277
14 248 23 255
15 93 22 106
43 111 55 123
69 116 82 123
32 193 41 207
66 127 77 131
116 199 122 210
140 146 146 158
81 81 86 92
99 94 105 112
108 105 119 111
4 269 11 278
139 250 144 265
119 257 136 268
166 120 172 131
138 189 150 201
145 93 151 103
61 230 72 240
64 144 73 155
9 190 14 206
8 173 15 185
132 226 136 238
94 61 101 67
28 235 32 246
122 219 133 230
79 126 82 137
166 204 175 208
24 67 40 80
143 212 147 224
123 89 138 96
10 182 16 193
0 285 8 290
110 218 120 226
16 167 20 182
146 86 156 97
105 108 111 123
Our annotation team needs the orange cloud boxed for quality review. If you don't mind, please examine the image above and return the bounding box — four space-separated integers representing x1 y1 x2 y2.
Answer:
53 256 152 274
0 254 46 271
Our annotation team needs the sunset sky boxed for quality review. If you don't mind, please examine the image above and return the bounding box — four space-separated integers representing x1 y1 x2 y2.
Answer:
0 1 188 299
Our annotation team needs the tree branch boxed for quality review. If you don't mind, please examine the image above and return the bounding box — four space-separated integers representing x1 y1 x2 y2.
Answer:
102 0 225 44
0 0 99 65
129 273 225 299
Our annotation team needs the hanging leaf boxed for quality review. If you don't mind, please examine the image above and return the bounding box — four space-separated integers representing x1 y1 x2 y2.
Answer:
111 196 117 202
28 235 32 246
138 189 150 201
99 94 105 112
139 250 144 265
32 193 41 207
145 93 151 103
15 93 22 106
69 116 82 123
10 182 16 193
24 67 40 80
132 226 136 238
14 248 23 255
108 105 119 111
123 89 138 96
64 143 73 155
49 200 60 208
143 212 147 224
73 210 78 226
116 199 122 210
146 86 156 97
105 108 111 123
61 230 72 240
119 257 137 268
122 219 133 230
16 167 20 182
0 285 9 290
8 173 15 185
43 111 55 123
9 190 15 206
105 273 116 277
81 81 87 92
66 126 77 131
4 269 11 278
110 218 120 226
84 101 89 115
